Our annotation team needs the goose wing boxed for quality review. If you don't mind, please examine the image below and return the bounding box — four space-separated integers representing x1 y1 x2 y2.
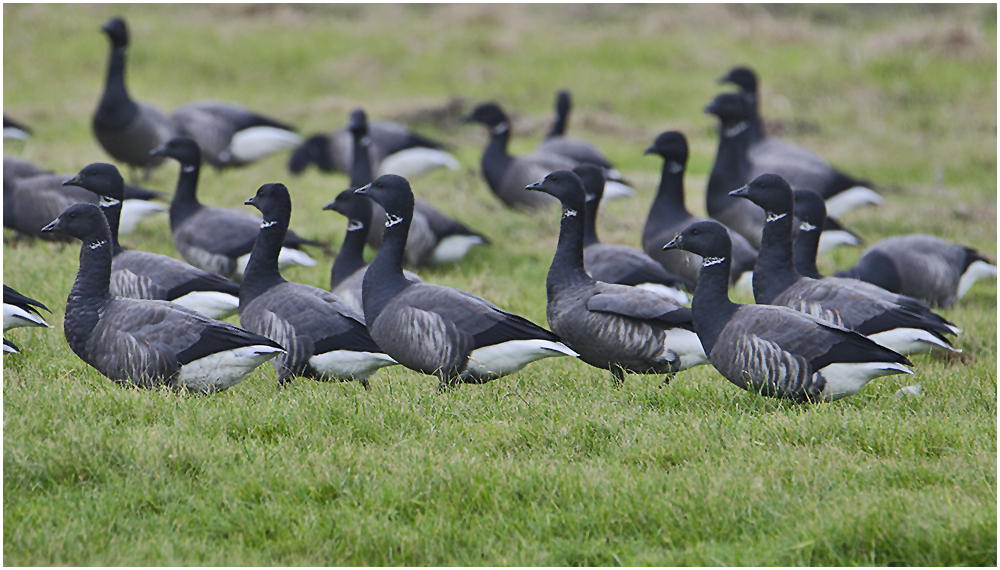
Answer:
584 244 691 289
112 250 240 300
586 286 693 329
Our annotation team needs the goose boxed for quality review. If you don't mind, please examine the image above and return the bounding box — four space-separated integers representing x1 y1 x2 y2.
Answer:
720 66 882 218
323 188 423 317
93 17 300 176
40 203 283 392
641 130 757 288
3 116 31 140
343 109 487 267
4 285 52 331
527 170 707 385
355 174 578 387
790 189 998 308
239 183 397 388
152 137 320 280
63 162 241 319
704 93 860 254
532 90 634 198
574 164 691 305
663 220 912 402
731 174 959 355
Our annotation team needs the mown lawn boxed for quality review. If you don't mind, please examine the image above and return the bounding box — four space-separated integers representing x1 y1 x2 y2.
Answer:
3 4 996 565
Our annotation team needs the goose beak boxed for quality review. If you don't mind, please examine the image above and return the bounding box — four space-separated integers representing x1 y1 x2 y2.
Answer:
354 182 371 195
525 179 544 192
662 234 682 251
322 198 339 211
244 197 255 206
642 145 657 155
40 218 60 233
729 185 749 198
62 175 82 187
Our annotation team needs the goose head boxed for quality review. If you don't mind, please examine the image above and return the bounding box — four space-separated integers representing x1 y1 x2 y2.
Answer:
792 188 828 230
40 202 110 244
63 162 126 202
704 92 752 126
150 136 202 167
729 173 794 218
526 170 586 212
644 130 689 166
355 174 414 224
323 187 370 221
101 16 129 49
348 109 369 137
719 66 758 96
461 102 509 130
245 183 291 220
663 220 732 260
572 164 606 205
554 90 571 117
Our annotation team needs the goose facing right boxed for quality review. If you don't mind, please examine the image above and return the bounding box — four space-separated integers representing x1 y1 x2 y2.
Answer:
40 203 283 392
4 285 52 331
527 170 707 385
153 136 320 280
664 220 912 402
356 174 578 387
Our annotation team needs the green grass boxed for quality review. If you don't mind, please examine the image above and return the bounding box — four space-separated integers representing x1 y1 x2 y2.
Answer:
4 4 996 566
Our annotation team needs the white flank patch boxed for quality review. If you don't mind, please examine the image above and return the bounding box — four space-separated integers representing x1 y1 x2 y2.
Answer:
957 260 997 300
118 200 167 235
3 341 18 354
3 127 29 141
600 181 636 206
733 271 754 296
465 339 578 380
634 283 690 305
662 328 708 371
235 248 318 280
309 350 397 381
816 230 861 254
3 304 51 331
606 168 623 180
817 361 912 401
823 186 883 219
176 345 284 393
377 148 461 178
228 127 302 163
170 291 240 320
429 235 486 265
867 327 960 355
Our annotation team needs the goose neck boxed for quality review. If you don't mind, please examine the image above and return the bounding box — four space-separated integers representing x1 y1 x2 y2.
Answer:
706 121 751 216
753 209 801 304
240 208 289 305
546 112 567 139
68 232 114 310
99 200 126 256
349 133 375 189
546 204 593 296
168 161 202 228
95 45 136 130
649 160 690 221
330 218 370 289
690 254 739 356
361 208 414 323
582 198 600 247
793 224 823 279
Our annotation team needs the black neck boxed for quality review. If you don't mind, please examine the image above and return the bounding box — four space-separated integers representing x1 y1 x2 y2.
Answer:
169 161 202 228
792 225 823 279
240 208 289 306
744 93 765 143
362 209 415 325
582 197 600 247
546 204 594 298
645 159 691 239
706 120 751 218
752 209 801 304
94 45 138 131
547 111 567 138
349 132 375 189
99 201 126 256
690 254 740 356
481 123 514 192
330 216 370 289
65 231 115 358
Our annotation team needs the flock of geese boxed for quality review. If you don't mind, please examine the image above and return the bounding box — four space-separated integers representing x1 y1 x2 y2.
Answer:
4 16 996 403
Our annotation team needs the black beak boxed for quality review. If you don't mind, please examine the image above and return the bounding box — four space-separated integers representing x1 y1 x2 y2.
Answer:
322 199 337 211
354 182 372 195
643 144 657 155
729 185 749 198
525 179 544 192
62 175 81 187
40 218 60 233
662 234 682 251
244 197 255 206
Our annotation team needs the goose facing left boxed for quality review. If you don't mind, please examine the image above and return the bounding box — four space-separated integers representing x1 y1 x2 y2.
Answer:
63 162 241 319
4 285 52 331
356 174 578 387
240 183 397 387
40 203 283 392
153 136 321 281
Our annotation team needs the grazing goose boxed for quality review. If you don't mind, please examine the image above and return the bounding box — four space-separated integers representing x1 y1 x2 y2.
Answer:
732 174 959 355
356 174 578 387
93 17 300 175
527 170 707 385
720 66 882 218
4 171 164 240
40 203 283 392
664 220 912 402
4 285 52 331
641 131 757 288
533 90 634 198
3 116 31 140
288 119 458 178
152 137 320 280
240 183 397 388
574 164 691 305
323 188 422 316
344 109 487 266
63 163 241 319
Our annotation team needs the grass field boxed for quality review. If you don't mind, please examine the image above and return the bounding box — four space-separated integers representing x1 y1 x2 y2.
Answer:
3 4 997 565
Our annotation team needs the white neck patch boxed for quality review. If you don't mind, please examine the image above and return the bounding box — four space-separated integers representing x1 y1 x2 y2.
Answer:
562 208 577 219
88 240 107 250
799 221 816 232
361 135 372 147
182 165 196 173
666 160 683 174
260 220 277 229
766 211 787 223
724 121 749 138
98 196 121 208
347 219 364 232
492 122 509 136
385 214 403 228
703 256 725 267
584 194 597 203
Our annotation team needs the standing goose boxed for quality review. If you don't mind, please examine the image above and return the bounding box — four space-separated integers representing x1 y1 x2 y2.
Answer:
642 130 758 288
664 220 912 402
574 164 691 305
152 137 320 280
40 203 283 392
4 285 51 331
63 163 241 319
356 174 578 387
323 188 422 316
720 66 882 219
533 90 634 198
731 174 959 355
527 170 707 385
792 189 997 308
239 183 397 388
344 109 488 267
288 119 459 178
